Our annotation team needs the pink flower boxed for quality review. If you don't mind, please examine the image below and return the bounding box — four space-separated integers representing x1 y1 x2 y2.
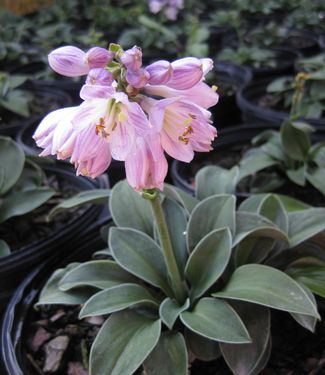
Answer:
125 133 168 191
145 60 173 85
48 46 112 77
86 68 114 86
126 68 150 88
121 47 143 70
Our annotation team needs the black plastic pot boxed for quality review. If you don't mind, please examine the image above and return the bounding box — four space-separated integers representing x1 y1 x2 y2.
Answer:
0 84 72 137
319 34 325 51
0 162 109 315
0 233 108 375
171 124 325 197
276 30 320 57
211 62 252 127
236 79 325 129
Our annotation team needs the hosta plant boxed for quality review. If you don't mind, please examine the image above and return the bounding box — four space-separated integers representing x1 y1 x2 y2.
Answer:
0 137 54 256
33 41 323 375
38 180 325 375
238 72 325 195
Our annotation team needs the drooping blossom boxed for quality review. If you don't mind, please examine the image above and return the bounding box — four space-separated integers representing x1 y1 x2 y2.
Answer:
34 43 218 191
148 0 184 20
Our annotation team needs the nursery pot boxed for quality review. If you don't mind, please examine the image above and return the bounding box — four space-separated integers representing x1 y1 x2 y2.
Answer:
0 84 72 137
171 124 325 202
0 233 108 375
211 62 252 128
236 78 325 129
0 162 109 314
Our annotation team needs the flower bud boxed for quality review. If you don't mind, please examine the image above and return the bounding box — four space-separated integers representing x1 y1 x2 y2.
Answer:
86 68 114 86
146 60 173 85
85 47 113 69
48 46 88 77
167 57 205 90
126 68 150 89
121 46 143 70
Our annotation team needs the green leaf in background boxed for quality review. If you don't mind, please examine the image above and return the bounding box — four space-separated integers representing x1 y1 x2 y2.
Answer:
276 194 310 212
213 264 320 318
180 298 251 344
109 227 172 296
220 303 270 375
0 239 10 257
239 149 278 180
59 260 137 291
235 236 275 267
163 184 198 215
37 264 97 306
159 298 190 330
79 283 159 318
195 166 239 200
110 180 153 236
288 208 325 247
49 189 110 219
185 228 232 300
90 311 161 375
185 329 221 361
288 265 325 298
187 194 236 251
143 332 188 375
0 188 54 223
0 136 25 195
306 166 325 195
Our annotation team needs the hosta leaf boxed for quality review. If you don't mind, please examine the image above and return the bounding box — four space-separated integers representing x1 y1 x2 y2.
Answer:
160 198 188 277
163 184 198 214
234 212 288 247
185 228 232 299
37 264 97 306
286 165 306 186
159 298 190 330
288 265 325 298
235 237 275 267
195 166 239 200
187 194 236 251
79 283 159 318
59 260 137 291
110 180 153 235
49 189 110 219
213 264 320 318
0 239 10 257
288 208 325 247
109 227 172 296
143 332 187 375
239 149 277 180
306 166 325 195
220 303 270 375
276 195 310 212
0 188 54 223
0 136 25 195
180 298 251 344
90 310 161 375
185 329 221 361
280 119 310 161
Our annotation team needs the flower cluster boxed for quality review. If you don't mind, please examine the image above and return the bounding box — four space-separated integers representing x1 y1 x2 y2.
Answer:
148 0 184 20
34 44 218 190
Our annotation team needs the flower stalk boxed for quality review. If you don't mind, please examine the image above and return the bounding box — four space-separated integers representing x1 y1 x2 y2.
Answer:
290 72 309 120
144 188 187 303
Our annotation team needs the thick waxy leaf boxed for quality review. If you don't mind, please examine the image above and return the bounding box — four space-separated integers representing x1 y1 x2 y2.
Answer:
288 265 325 298
110 180 153 235
14 158 45 190
235 237 275 267
281 120 311 161
161 198 188 276
185 228 232 299
0 240 10 257
185 329 220 361
213 265 320 318
109 227 172 296
59 260 137 291
276 195 310 212
286 165 306 186
0 188 55 223
220 303 270 375
159 298 190 330
0 136 25 195
79 283 159 318
195 166 239 200
234 212 288 247
143 332 187 375
239 149 277 180
49 189 110 219
180 298 251 344
187 194 236 251
90 310 161 375
288 208 325 247
306 167 325 195
163 184 198 214
37 264 97 306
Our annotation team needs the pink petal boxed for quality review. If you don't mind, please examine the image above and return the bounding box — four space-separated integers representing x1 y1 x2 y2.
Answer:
48 46 88 77
146 60 173 85
80 84 115 100
167 57 204 90
85 47 113 69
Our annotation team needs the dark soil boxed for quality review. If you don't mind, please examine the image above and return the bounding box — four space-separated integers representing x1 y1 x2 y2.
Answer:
24 301 325 374
0 174 86 251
